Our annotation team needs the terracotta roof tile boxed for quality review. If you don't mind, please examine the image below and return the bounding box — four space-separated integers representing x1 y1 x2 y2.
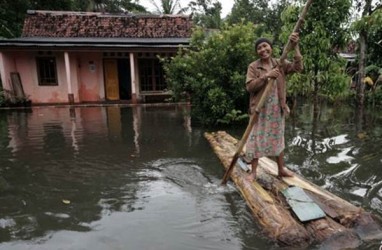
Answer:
22 10 193 38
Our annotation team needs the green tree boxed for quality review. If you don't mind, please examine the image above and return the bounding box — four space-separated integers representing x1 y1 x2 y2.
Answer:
29 0 74 10
367 28 382 67
119 0 147 12
75 0 146 12
225 0 258 25
352 0 382 105
146 0 188 14
163 22 257 126
281 0 352 102
226 0 290 45
0 0 30 38
189 0 223 29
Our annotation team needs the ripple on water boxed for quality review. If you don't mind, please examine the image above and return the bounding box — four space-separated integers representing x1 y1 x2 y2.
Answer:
44 212 70 219
96 158 246 249
0 218 16 229
140 158 238 195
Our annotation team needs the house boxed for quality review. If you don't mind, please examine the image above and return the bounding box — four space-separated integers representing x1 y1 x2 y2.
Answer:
0 10 193 104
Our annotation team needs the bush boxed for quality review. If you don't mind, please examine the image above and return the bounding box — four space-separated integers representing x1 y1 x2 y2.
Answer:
0 90 31 107
163 22 257 126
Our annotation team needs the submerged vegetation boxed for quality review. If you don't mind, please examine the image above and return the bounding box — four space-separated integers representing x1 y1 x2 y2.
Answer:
0 91 31 107
0 84 31 107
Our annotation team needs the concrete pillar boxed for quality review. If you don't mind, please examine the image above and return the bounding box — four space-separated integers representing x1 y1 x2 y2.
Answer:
129 52 137 104
0 52 8 89
64 52 74 104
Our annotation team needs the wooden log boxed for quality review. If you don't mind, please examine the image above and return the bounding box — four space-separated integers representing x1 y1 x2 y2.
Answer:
259 157 382 241
205 132 311 247
254 163 360 246
204 131 382 248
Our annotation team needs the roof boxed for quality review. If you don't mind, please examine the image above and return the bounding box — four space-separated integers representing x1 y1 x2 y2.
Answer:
22 10 192 38
0 10 193 49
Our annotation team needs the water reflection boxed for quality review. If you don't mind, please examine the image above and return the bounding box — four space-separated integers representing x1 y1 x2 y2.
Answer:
286 101 382 218
0 105 258 250
0 102 381 249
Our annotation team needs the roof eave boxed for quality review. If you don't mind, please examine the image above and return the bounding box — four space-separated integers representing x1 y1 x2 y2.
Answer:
0 38 190 50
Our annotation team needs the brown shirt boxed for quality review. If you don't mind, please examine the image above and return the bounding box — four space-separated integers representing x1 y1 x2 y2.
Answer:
246 56 303 114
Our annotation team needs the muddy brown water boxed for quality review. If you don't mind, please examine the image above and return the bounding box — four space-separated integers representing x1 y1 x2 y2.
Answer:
0 102 381 250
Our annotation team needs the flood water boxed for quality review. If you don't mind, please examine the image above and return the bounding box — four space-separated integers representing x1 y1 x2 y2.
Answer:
0 102 381 250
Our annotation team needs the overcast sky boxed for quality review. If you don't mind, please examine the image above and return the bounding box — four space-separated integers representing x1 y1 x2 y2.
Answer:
138 0 235 17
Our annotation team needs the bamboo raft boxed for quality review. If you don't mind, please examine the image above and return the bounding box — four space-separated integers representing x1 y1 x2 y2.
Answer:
205 131 382 248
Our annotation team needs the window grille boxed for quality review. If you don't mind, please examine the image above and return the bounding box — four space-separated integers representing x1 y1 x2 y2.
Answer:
36 57 58 86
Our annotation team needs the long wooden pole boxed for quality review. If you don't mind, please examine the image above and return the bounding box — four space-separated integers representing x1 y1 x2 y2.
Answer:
221 0 314 185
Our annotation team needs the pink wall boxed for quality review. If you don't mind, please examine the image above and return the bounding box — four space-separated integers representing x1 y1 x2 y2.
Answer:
2 51 71 103
75 52 105 102
0 52 17 91
0 51 105 104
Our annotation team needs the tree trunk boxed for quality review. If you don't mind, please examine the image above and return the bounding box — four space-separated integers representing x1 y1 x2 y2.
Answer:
357 31 367 106
357 0 373 106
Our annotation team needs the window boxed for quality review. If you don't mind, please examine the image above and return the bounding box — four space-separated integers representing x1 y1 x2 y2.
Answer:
138 58 166 92
36 57 58 86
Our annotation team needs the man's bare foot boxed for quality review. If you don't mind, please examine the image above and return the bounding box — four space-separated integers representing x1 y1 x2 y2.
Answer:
246 172 257 182
278 167 294 178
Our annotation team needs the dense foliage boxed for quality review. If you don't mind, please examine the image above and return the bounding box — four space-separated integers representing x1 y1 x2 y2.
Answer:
0 0 30 38
0 85 31 107
163 23 257 126
189 0 223 29
281 0 352 101
350 0 382 105
226 0 290 45
148 0 188 14
351 3 382 71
